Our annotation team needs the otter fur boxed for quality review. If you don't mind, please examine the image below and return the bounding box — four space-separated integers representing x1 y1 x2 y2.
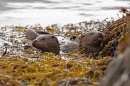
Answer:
26 29 60 54
26 29 105 55
61 31 104 55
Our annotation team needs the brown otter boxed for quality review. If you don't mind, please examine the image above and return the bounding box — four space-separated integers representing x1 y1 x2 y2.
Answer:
26 29 39 40
61 31 104 55
32 35 60 54
61 42 79 52
26 29 60 54
79 31 104 54
26 29 50 40
26 29 104 56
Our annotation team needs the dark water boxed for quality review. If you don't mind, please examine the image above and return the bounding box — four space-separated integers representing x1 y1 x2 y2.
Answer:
0 0 130 26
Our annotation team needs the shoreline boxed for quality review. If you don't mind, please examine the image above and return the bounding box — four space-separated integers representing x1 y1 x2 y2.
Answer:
0 7 130 86
0 0 129 27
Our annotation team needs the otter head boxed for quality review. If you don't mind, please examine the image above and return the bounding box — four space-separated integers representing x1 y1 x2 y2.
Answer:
79 31 104 54
32 35 60 54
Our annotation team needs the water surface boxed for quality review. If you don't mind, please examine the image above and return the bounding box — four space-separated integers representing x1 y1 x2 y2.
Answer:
0 0 129 26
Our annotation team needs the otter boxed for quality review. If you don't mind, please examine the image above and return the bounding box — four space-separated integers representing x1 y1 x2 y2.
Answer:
26 28 39 40
26 29 60 54
26 29 104 56
32 35 60 54
26 29 50 40
79 31 104 54
61 31 104 55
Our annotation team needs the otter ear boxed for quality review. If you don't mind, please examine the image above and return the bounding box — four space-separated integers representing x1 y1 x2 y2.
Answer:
51 36 55 39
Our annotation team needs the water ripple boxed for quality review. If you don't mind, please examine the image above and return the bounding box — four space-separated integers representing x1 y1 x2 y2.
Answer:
0 0 129 26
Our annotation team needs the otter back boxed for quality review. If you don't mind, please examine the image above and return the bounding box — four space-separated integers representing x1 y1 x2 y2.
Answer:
26 29 39 40
61 42 79 53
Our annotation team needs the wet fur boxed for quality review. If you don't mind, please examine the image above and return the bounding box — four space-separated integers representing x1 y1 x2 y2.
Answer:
26 29 104 55
26 29 60 54
61 31 104 54
32 35 60 54
26 29 39 40
79 31 104 54
61 42 79 52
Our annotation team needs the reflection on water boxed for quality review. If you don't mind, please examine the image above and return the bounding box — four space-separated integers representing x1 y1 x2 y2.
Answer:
0 0 129 26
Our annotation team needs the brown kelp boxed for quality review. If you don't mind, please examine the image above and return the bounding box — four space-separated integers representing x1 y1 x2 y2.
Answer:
0 7 130 86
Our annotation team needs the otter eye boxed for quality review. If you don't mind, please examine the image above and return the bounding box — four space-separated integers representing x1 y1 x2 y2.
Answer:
90 33 94 35
41 38 45 41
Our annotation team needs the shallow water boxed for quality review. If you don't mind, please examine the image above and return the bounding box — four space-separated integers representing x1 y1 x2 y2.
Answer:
0 0 130 26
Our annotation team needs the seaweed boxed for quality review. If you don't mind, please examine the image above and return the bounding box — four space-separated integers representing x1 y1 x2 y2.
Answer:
0 7 129 86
